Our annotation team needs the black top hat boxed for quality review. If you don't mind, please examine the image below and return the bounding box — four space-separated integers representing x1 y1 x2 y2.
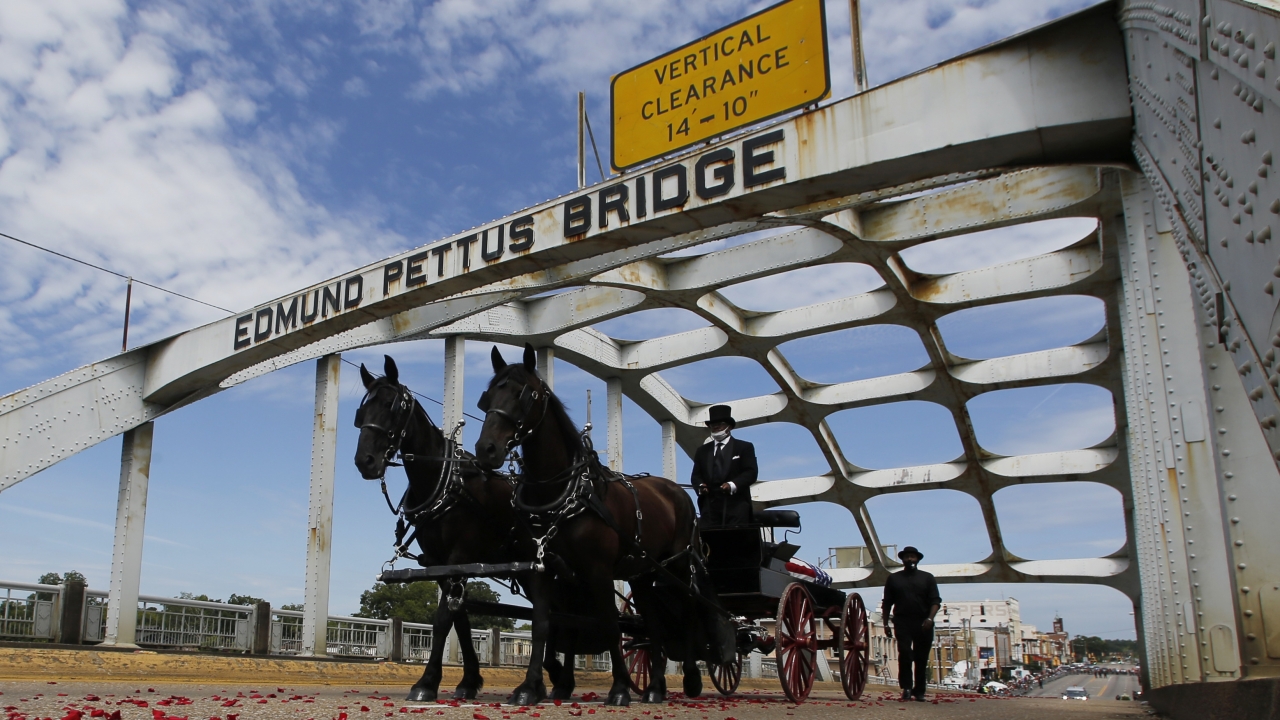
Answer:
898 546 924 560
705 404 736 428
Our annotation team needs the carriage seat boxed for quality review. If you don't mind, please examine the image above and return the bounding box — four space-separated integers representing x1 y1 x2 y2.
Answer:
756 509 800 528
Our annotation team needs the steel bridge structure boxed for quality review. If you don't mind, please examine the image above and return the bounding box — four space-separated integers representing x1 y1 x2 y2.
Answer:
2 1 1279 715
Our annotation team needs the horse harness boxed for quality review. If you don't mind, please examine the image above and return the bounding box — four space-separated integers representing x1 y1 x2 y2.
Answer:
356 381 508 564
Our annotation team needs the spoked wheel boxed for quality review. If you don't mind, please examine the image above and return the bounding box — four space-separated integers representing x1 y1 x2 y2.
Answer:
622 643 652 695
709 654 743 696
775 582 817 704
840 592 870 701
619 592 652 695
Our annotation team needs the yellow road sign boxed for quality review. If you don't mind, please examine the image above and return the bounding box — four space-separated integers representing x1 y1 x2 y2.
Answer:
610 0 829 170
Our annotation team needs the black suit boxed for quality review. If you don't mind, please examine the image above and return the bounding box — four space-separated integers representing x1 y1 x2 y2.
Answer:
690 436 758 526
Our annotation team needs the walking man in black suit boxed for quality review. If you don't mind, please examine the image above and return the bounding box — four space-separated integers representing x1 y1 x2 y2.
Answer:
690 405 758 526
882 546 941 702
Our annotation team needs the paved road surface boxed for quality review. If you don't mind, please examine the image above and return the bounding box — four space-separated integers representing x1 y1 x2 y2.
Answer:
1026 671 1141 700
0 680 1150 720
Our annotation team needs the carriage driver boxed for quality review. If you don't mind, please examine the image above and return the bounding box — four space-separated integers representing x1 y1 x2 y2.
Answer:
690 405 759 526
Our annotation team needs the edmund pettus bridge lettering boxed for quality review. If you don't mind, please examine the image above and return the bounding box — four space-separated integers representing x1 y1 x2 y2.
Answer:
230 130 788 352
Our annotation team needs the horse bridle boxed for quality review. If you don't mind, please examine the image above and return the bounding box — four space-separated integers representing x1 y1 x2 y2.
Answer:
354 382 419 473
477 374 550 459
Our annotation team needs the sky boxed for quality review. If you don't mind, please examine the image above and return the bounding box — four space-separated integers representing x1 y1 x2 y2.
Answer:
0 0 1138 642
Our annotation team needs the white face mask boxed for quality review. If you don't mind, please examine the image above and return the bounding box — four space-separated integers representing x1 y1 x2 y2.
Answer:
711 429 730 442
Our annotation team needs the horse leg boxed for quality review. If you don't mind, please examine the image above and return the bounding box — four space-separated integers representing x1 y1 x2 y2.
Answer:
407 598 452 701
551 652 576 700
641 647 668 703
593 584 630 707
451 607 485 700
682 656 702 698
508 573 549 706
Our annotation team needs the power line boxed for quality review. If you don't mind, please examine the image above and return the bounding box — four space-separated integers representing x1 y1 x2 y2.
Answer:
5 229 489 422
1 230 234 314
340 357 485 423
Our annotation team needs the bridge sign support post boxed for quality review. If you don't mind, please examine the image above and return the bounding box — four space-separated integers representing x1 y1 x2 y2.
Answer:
302 354 340 657
103 421 153 647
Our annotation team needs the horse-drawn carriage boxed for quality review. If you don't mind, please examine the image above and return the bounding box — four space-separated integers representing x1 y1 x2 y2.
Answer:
356 348 869 706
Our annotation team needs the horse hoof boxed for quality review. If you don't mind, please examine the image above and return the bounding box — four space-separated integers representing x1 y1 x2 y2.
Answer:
550 687 575 701
406 688 437 703
453 687 478 701
683 677 703 698
508 687 545 707
606 690 630 707
641 689 665 704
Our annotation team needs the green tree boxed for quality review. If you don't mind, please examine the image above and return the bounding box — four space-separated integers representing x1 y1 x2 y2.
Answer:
463 581 514 631
227 594 265 606
35 571 86 602
280 603 305 611
38 571 86 586
354 580 513 630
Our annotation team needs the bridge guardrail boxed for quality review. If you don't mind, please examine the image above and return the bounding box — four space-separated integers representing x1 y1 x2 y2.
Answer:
0 582 60 641
0 579 544 667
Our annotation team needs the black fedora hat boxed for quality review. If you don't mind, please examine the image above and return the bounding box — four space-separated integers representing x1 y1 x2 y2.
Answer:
706 404 736 428
898 546 924 561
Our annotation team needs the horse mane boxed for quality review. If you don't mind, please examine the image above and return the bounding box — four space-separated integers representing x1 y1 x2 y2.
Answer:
490 364 584 459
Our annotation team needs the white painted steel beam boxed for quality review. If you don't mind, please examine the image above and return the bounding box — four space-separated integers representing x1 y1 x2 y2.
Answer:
661 420 678 482
606 378 624 472
443 338 465 434
536 346 555 391
301 355 340 657
103 421 153 647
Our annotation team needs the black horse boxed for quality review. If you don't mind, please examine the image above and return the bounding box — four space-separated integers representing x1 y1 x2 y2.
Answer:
354 355 527 702
473 345 735 707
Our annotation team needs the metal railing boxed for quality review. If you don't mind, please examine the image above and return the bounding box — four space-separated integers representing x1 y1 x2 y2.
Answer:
500 632 532 667
0 578 540 667
135 594 253 651
0 582 58 640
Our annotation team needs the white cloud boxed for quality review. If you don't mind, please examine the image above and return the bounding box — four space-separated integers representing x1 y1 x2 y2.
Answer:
0 0 404 385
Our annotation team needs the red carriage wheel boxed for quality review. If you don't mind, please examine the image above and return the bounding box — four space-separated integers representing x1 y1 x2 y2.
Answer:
709 654 743 696
775 582 817 703
840 592 870 700
622 644 652 694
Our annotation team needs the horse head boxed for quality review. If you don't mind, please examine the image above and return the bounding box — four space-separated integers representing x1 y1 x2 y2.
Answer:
354 355 439 479
474 343 549 470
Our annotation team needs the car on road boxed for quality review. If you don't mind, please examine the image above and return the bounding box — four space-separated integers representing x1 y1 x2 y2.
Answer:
1062 686 1089 701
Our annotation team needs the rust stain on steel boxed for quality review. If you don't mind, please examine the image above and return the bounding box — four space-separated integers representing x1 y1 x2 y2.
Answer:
573 288 619 314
